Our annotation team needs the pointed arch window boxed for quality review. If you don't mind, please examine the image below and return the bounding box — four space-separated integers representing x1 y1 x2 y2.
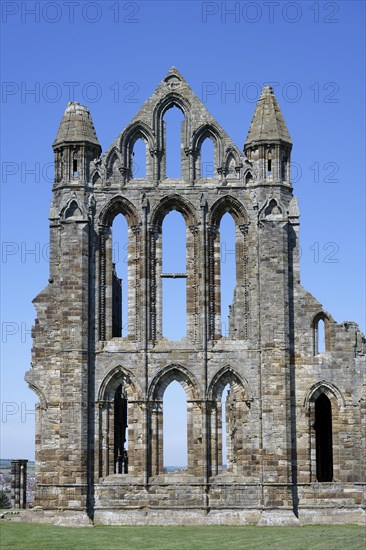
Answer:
209 197 249 340
313 313 330 355
193 128 222 180
163 381 188 471
315 393 333 482
162 211 187 340
209 371 248 476
114 384 128 474
131 138 147 178
317 319 326 353
224 153 238 179
163 106 185 178
97 371 142 478
99 197 139 342
73 157 78 177
220 213 236 337
149 197 197 343
267 148 273 178
200 137 215 178
148 367 199 477
308 384 341 483
111 214 128 337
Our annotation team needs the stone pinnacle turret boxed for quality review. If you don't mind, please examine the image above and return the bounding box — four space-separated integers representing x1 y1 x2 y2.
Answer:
52 102 101 185
53 101 101 150
244 86 292 149
244 86 292 184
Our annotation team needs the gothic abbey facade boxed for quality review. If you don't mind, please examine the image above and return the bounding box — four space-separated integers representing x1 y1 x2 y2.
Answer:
25 68 365 525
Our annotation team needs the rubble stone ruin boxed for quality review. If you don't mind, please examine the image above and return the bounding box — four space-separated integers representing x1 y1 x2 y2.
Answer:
25 68 365 525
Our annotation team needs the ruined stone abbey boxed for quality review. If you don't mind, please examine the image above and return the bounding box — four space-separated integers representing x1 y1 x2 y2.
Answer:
25 68 365 525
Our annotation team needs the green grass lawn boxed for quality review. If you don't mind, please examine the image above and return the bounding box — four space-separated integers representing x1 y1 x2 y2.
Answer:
0 523 365 550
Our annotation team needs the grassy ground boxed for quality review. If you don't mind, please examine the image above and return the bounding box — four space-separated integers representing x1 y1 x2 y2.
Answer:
0 523 365 550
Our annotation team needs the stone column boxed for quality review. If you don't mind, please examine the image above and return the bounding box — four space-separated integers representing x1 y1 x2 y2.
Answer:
11 459 28 509
98 226 109 341
150 402 163 476
239 223 250 339
130 224 141 341
208 400 221 476
101 402 111 478
187 224 199 342
207 225 219 340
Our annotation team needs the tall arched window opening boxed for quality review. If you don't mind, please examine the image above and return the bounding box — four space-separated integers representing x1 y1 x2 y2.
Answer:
267 148 272 177
317 319 325 353
163 381 188 471
220 213 236 337
209 372 246 476
111 214 128 337
163 106 185 178
114 384 128 474
221 383 230 469
97 372 143 479
132 138 146 178
315 393 333 482
162 211 187 340
72 156 78 177
313 314 330 355
200 137 215 178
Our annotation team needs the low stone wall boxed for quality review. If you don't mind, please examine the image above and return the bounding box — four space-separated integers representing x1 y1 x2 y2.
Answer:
16 504 365 527
14 481 366 526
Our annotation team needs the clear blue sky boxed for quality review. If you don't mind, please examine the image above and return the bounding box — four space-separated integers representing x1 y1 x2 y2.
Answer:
1 1 365 463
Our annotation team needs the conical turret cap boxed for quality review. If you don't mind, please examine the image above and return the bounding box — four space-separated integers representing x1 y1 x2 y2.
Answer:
245 86 292 148
53 102 100 148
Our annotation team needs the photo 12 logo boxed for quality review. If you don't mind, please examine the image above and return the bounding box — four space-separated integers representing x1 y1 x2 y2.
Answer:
1 402 35 423
201 81 340 104
1 81 140 104
201 2 340 24
2 161 54 183
1 2 140 24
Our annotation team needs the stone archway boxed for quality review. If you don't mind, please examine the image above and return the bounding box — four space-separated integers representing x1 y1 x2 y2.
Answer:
148 365 202 477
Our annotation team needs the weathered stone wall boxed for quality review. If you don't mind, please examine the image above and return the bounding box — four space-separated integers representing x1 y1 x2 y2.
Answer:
25 68 365 525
